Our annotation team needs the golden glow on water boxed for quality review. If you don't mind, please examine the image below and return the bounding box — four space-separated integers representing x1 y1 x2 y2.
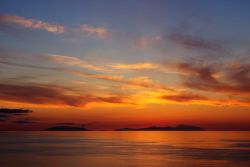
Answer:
41 131 250 148
0 131 249 167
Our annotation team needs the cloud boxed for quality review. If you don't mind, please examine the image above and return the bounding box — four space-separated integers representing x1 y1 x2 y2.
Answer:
0 59 120 83
173 62 220 82
162 93 207 102
0 108 32 114
74 71 173 91
0 54 174 92
14 120 34 124
0 13 109 38
172 61 250 96
63 61 174 91
0 14 65 34
0 83 84 106
231 143 250 148
78 24 108 38
133 36 161 48
0 108 33 122
48 54 109 72
227 62 250 86
160 91 250 106
168 32 223 51
1 61 174 95
0 114 8 118
111 63 158 70
0 83 129 107
13 118 37 124
3 53 250 106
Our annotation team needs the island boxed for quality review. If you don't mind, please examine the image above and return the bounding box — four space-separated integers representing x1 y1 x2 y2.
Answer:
116 124 204 131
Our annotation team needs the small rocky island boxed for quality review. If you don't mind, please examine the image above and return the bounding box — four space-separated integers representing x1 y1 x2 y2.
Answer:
116 124 204 131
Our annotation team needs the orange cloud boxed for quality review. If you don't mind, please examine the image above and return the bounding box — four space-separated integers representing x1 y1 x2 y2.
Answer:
71 70 174 92
111 63 158 70
0 83 129 107
160 91 250 106
0 14 65 34
79 24 108 38
0 57 175 93
0 14 110 38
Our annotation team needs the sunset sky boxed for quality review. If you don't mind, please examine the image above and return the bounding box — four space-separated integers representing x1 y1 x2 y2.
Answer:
0 0 250 130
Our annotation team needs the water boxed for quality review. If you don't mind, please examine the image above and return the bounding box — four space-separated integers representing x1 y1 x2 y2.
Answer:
0 131 249 167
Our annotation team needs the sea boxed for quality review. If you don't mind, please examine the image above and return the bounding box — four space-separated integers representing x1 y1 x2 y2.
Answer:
0 131 249 167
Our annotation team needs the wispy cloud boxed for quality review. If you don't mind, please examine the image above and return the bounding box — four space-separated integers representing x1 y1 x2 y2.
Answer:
78 24 108 38
13 117 37 124
168 32 223 51
0 13 109 38
0 14 65 34
171 61 250 96
0 58 174 92
2 59 250 107
133 36 161 48
162 93 207 102
111 62 158 70
48 54 108 72
0 108 32 114
73 70 174 92
0 108 32 122
160 91 250 106
0 83 129 107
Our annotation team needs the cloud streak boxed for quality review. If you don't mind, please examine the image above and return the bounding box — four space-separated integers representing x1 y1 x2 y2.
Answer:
0 108 32 114
0 108 33 122
0 14 65 34
0 13 109 38
78 24 108 38
73 70 173 91
0 83 129 107
162 93 207 102
0 59 174 92
111 63 158 70
48 54 109 72
169 33 222 50
172 61 250 96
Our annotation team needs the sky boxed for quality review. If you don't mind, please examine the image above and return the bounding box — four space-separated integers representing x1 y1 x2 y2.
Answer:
0 0 250 130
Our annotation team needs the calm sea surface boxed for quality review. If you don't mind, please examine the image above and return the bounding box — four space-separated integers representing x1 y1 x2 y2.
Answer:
0 131 249 167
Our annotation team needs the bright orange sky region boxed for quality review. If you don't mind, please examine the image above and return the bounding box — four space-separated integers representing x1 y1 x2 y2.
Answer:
0 0 250 130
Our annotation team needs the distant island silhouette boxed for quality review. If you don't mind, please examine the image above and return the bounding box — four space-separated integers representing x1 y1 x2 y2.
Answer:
45 126 88 131
116 124 204 131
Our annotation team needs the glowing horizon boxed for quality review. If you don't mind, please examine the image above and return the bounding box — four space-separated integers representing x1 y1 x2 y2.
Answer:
0 0 250 130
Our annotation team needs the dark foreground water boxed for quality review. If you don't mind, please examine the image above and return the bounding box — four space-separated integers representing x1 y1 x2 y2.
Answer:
0 131 249 167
